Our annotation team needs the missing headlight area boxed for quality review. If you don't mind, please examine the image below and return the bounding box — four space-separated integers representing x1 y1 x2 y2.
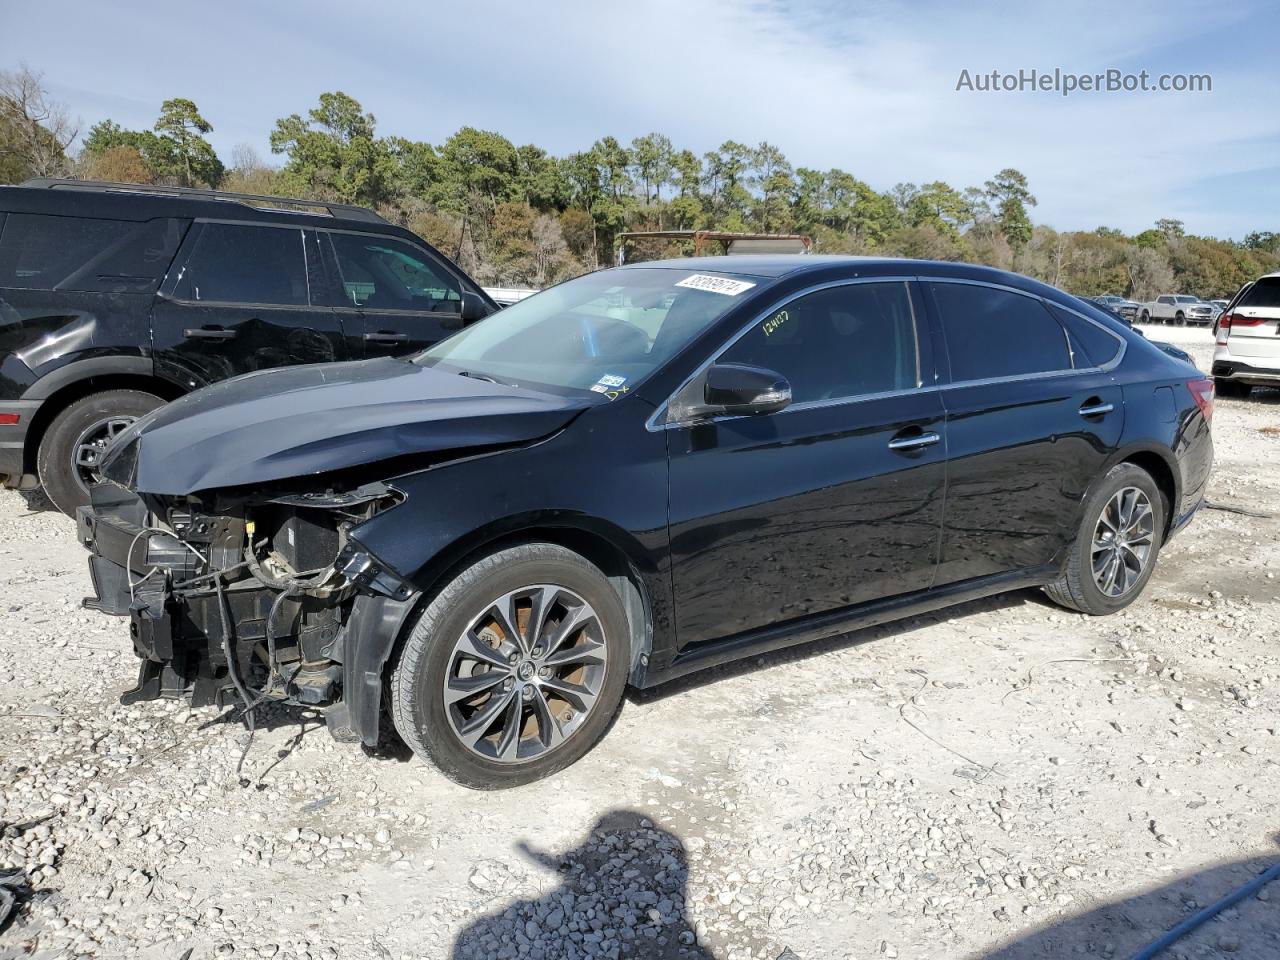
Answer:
78 479 409 729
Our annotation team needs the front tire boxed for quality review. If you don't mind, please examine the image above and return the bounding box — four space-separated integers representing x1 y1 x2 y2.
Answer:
1174 311 1186 326
37 389 163 516
390 543 629 789
1139 310 1150 324
1044 463 1165 615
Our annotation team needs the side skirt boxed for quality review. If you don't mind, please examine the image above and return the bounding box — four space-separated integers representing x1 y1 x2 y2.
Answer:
637 565 1057 688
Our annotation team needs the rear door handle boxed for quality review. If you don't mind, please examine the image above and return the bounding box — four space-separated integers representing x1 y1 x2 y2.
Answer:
183 326 236 340
364 331 409 343
888 431 941 452
1079 401 1115 417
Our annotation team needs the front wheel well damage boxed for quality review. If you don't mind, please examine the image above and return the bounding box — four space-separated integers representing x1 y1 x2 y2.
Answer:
348 527 650 752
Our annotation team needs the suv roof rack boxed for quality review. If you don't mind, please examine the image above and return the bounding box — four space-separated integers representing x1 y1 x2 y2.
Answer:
18 178 389 224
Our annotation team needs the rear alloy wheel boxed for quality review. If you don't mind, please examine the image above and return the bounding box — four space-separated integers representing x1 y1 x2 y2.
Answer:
1044 463 1165 615
390 543 629 788
37 389 163 516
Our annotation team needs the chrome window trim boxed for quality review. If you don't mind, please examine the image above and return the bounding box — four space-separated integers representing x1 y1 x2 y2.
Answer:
647 276 921 431
649 274 1129 432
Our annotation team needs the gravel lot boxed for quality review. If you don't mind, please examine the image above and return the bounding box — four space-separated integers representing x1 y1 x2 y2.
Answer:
2 325 1278 960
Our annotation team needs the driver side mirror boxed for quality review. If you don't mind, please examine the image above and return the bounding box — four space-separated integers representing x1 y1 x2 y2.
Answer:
460 291 489 323
703 363 792 415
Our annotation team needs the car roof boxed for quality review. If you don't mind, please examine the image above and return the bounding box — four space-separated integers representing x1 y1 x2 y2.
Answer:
0 179 405 236
615 254 1071 296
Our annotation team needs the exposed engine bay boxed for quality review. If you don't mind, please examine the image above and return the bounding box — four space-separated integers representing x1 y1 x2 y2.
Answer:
77 479 413 734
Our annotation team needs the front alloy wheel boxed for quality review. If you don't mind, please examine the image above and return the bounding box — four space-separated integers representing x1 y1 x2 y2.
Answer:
443 585 608 763
390 542 629 788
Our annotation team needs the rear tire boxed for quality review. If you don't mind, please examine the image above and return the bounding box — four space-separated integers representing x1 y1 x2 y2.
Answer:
390 542 630 789
37 389 163 516
1044 463 1165 615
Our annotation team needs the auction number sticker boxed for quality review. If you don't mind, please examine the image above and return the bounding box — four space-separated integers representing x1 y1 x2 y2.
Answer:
675 274 757 296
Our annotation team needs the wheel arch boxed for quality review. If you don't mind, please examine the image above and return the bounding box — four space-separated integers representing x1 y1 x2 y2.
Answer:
19 361 185 474
1104 444 1180 538
402 517 658 682
339 516 660 749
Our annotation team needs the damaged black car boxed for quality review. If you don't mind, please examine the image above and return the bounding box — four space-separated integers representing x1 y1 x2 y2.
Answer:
79 257 1213 788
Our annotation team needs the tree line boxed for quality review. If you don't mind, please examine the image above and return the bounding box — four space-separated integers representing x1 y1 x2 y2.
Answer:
3 64 1278 297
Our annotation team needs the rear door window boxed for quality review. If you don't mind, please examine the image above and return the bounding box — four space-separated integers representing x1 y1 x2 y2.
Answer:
930 282 1072 381
1048 303 1124 367
327 233 461 311
174 223 309 305
0 213 186 292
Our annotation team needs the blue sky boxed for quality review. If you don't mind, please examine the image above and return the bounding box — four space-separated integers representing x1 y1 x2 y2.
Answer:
2 0 1275 239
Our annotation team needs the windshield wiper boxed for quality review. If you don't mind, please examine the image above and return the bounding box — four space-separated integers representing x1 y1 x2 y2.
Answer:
456 370 514 387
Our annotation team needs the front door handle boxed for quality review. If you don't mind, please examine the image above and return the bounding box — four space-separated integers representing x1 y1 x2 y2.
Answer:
183 326 236 340
1079 401 1115 417
888 431 941 452
364 331 409 343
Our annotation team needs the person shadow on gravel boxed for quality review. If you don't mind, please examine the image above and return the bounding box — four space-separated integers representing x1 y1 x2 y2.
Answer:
452 809 715 960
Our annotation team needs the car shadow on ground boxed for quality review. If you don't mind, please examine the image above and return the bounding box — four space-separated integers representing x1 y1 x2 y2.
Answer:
451 808 715 960
628 588 1041 705
975 851 1280 959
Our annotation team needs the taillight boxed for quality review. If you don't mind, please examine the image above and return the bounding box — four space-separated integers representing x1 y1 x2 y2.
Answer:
0 413 19 426
1187 378 1214 424
1217 313 1231 345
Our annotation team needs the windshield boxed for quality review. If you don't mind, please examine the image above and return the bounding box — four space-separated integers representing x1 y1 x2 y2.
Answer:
416 268 759 394
1175 295 1199 303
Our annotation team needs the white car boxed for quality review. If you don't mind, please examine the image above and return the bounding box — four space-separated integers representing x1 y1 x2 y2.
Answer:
1213 274 1280 397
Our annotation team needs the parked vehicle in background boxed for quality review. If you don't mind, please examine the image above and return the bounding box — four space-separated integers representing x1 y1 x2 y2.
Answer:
1213 273 1280 397
483 286 539 307
1208 299 1229 315
1138 294 1215 326
0 179 496 514
78 256 1214 788
1092 294 1139 321
1080 297 1195 365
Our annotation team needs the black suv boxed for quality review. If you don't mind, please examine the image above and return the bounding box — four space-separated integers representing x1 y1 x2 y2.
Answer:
0 179 496 514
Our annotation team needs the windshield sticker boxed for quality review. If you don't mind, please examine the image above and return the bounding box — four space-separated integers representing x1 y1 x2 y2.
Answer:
596 374 627 388
676 274 757 296
590 384 609 393
763 309 789 336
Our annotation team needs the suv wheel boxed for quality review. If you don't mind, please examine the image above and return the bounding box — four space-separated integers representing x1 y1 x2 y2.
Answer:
1139 310 1150 323
37 389 163 516
1044 463 1165 615
1174 311 1186 326
390 542 629 789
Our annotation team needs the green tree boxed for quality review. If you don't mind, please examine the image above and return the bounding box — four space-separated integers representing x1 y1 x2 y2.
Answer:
270 92 396 206
630 133 673 204
153 98 223 187
984 168 1037 249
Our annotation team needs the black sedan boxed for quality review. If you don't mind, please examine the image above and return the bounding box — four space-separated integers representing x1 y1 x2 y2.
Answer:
78 257 1215 788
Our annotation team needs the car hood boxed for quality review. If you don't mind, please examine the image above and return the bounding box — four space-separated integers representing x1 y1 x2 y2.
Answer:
102 358 592 496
